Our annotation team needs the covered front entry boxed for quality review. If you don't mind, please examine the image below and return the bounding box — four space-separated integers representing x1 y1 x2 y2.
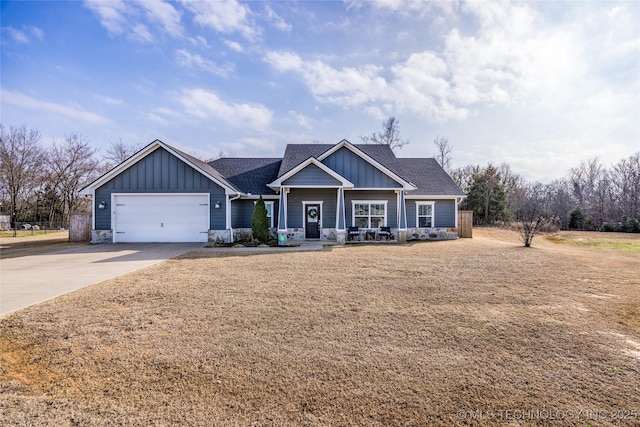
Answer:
304 203 321 239
112 194 209 243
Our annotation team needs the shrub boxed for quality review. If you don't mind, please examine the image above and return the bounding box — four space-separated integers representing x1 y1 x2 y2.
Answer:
623 218 640 233
569 207 584 230
251 196 269 243
601 223 618 232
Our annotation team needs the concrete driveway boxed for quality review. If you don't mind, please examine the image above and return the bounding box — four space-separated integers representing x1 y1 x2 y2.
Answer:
0 243 204 318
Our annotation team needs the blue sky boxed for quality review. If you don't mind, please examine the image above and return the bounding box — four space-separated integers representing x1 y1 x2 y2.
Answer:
1 0 639 182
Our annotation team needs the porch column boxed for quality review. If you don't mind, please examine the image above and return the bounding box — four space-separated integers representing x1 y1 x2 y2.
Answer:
335 187 346 245
397 190 407 243
277 187 288 245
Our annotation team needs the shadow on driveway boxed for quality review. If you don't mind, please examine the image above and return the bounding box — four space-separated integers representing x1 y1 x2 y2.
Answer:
0 243 204 317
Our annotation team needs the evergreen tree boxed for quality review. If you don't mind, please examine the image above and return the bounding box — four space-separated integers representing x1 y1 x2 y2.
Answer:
251 196 269 243
462 165 509 225
569 207 584 230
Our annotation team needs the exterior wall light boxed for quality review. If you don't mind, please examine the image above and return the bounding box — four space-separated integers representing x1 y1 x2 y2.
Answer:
214 201 221 209
98 201 107 210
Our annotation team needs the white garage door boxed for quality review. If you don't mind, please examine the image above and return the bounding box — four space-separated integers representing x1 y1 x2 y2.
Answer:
113 194 210 242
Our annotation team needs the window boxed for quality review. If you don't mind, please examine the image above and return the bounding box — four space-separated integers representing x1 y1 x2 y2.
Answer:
353 201 387 228
255 201 275 228
416 202 434 228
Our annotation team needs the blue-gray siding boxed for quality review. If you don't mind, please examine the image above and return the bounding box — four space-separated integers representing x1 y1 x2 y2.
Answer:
405 199 457 228
231 199 279 228
344 190 398 228
322 147 401 189
282 164 341 186
287 188 338 228
95 147 226 230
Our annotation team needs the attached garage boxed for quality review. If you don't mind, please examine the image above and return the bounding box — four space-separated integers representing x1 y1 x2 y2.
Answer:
81 140 239 244
112 194 210 243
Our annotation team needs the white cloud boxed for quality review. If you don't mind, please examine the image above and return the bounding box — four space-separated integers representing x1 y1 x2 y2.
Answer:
4 25 44 43
2 89 110 125
176 49 234 77
265 49 466 121
94 95 124 105
136 0 183 37
224 39 243 53
265 0 638 134
264 51 387 106
189 35 210 47
180 0 258 40
178 88 272 130
264 51 303 72
264 5 292 32
130 23 154 43
83 0 130 36
287 111 313 128
84 0 182 42
346 0 457 17
5 26 29 43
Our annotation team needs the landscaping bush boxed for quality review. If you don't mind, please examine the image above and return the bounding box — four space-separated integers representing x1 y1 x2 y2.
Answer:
251 196 269 243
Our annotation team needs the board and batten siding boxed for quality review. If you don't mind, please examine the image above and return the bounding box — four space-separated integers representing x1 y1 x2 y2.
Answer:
231 199 279 228
322 147 401 189
287 188 337 228
344 190 398 228
282 164 342 186
405 199 457 228
94 147 226 230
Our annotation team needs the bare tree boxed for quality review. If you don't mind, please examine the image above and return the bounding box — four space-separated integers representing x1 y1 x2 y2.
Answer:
542 178 575 229
450 164 480 195
199 149 238 163
610 152 640 222
432 136 452 171
570 157 607 228
46 133 99 226
361 117 409 152
499 162 527 220
0 124 44 230
103 138 139 170
515 183 557 247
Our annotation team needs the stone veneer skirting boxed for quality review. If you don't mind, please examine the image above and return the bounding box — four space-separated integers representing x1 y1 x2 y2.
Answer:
91 229 113 244
407 227 458 240
91 227 458 244
220 227 458 243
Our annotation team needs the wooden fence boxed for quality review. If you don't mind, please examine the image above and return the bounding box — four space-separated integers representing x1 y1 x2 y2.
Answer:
69 212 91 242
458 210 473 238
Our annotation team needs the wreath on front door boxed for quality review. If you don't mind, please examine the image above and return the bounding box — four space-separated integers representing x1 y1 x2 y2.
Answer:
308 207 318 219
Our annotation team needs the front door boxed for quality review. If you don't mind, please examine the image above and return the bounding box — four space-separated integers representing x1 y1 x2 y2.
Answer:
305 204 320 239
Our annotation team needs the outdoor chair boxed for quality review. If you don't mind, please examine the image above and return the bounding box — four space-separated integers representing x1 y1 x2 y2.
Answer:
378 226 391 241
348 226 360 241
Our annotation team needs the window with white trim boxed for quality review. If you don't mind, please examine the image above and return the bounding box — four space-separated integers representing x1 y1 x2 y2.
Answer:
255 200 275 228
416 202 434 228
352 201 387 228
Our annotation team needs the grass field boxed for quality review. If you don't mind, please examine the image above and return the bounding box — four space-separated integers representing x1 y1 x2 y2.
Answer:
0 231 86 259
0 229 638 426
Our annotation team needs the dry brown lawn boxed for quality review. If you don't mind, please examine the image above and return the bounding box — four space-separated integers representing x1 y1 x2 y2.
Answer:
1 229 638 426
0 231 87 259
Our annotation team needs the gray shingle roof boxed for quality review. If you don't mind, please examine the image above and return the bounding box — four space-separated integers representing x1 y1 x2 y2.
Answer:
210 158 282 195
209 142 463 197
169 144 242 193
277 144 333 177
277 142 407 180
397 158 465 196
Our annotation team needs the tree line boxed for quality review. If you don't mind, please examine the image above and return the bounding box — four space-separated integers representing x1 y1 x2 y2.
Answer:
2 122 639 234
445 146 640 233
0 124 137 229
